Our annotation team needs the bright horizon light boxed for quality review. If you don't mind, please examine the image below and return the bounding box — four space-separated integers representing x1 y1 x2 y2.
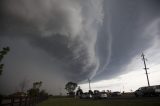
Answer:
80 40 160 93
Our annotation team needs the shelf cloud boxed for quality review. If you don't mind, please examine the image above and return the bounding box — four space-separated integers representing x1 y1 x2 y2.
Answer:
0 0 160 94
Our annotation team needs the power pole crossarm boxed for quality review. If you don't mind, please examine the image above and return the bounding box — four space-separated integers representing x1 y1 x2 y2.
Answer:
141 53 150 86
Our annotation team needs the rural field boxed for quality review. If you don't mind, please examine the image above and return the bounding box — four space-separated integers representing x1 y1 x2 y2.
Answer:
37 97 160 106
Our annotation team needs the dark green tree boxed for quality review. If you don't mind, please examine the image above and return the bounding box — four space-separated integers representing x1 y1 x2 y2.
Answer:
65 82 77 96
0 47 10 75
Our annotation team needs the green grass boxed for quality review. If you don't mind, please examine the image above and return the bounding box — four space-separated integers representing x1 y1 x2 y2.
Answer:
37 98 160 106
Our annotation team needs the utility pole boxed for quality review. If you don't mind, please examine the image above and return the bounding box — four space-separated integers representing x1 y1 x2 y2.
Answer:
88 78 91 90
141 53 150 86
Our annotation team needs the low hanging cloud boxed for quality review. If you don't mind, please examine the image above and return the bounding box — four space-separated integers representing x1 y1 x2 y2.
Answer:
0 0 105 81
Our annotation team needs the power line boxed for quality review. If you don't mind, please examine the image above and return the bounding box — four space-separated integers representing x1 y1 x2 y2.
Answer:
88 78 91 90
141 53 150 86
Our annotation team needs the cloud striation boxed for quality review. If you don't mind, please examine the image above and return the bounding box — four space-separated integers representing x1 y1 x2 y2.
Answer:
0 0 106 82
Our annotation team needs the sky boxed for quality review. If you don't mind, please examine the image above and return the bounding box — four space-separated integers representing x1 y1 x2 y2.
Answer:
0 0 160 95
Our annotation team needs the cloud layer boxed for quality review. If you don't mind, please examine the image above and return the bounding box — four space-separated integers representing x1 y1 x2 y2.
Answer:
1 0 160 94
0 0 105 81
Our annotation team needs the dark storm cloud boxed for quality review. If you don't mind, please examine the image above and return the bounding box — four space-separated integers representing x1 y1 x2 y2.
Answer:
94 0 160 81
0 0 104 82
1 0 160 94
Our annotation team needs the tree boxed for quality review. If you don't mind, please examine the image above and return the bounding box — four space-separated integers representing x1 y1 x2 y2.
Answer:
27 81 42 96
33 81 42 89
65 82 77 96
27 88 40 97
76 86 83 97
0 47 10 75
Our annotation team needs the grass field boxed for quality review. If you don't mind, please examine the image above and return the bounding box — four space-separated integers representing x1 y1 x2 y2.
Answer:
37 97 160 106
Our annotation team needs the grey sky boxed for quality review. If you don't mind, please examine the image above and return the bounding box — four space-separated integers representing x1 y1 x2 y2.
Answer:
0 0 160 95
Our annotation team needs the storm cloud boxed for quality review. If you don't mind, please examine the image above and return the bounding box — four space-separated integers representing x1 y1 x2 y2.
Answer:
0 0 160 94
0 0 105 81
94 0 160 81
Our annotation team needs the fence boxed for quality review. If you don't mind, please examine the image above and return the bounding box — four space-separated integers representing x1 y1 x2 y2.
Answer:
0 96 48 106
